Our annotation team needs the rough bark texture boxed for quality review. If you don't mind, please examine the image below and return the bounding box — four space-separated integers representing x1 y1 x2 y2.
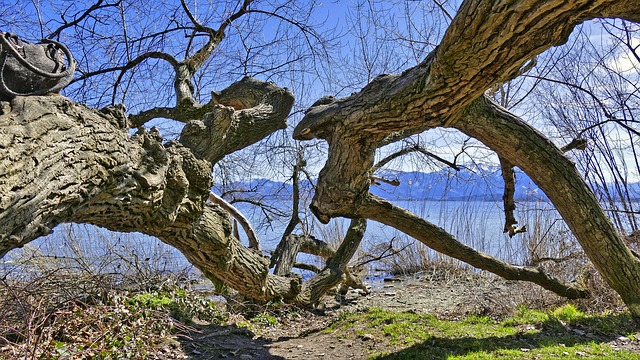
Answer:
2 0 640 315
295 218 368 305
294 0 640 317
458 96 640 316
0 83 346 306
0 93 283 298
180 77 293 164
499 156 525 237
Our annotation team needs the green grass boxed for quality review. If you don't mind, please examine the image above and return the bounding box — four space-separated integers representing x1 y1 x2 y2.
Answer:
327 305 640 359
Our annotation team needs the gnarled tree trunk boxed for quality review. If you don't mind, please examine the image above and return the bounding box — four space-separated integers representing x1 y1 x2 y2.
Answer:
0 79 361 306
294 0 640 317
1 0 640 317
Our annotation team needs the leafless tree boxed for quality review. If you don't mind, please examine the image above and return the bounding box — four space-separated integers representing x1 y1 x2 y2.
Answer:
1 0 640 317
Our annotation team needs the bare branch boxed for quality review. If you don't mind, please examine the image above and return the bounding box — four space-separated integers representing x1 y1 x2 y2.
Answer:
298 218 368 304
270 153 306 269
358 195 588 299
293 262 322 273
355 237 412 268
209 192 260 251
370 176 400 187
561 138 588 153
47 0 122 39
524 74 640 138
73 51 179 84
372 144 461 186
181 0 253 72
433 0 453 21
499 156 524 238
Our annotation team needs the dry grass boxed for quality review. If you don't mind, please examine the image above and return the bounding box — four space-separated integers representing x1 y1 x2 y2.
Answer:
0 224 222 359
0 271 226 359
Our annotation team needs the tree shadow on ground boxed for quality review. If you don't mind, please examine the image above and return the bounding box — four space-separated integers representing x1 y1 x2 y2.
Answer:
176 323 284 359
375 313 640 359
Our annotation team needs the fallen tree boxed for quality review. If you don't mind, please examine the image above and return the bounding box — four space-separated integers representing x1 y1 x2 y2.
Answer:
1 0 639 315
293 0 640 316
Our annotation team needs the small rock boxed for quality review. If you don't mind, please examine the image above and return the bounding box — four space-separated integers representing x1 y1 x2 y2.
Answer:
572 329 586 336
520 348 530 352
562 352 570 356
296 345 304 348
575 351 587 356
618 336 631 342
384 292 397 296
361 333 375 341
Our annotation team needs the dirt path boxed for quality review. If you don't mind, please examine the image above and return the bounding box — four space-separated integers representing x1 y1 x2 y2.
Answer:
177 272 577 359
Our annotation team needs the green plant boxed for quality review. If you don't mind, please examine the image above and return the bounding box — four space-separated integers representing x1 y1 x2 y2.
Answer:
326 306 640 360
0 275 225 359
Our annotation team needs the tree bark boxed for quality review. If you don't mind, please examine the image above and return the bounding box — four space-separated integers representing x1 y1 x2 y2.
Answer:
0 84 355 306
294 0 640 317
457 96 640 317
296 218 368 305
0 93 292 299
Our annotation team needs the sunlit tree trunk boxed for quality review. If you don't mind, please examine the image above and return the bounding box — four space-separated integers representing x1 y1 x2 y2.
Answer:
294 0 640 317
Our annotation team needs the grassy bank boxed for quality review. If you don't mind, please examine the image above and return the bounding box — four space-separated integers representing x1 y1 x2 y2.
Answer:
1 271 639 359
326 306 640 359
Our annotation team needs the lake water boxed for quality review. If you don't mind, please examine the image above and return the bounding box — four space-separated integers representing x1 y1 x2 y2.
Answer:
0 199 578 279
236 199 570 267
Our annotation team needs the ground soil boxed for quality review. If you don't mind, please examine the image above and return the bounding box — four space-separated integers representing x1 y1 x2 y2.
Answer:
162 271 639 360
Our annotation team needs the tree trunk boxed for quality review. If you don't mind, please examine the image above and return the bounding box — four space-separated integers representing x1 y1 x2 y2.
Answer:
294 0 640 317
0 94 289 298
456 96 640 316
0 88 355 307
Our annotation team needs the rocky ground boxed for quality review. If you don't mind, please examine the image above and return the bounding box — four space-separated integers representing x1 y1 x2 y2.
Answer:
3 269 638 359
165 271 639 360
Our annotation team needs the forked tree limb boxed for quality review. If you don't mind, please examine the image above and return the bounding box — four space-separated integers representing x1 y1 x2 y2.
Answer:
372 144 460 173
128 0 255 126
0 85 304 304
357 195 588 299
271 231 366 296
271 153 306 269
294 0 640 316
296 218 368 305
272 234 332 275
457 96 640 314
179 77 294 164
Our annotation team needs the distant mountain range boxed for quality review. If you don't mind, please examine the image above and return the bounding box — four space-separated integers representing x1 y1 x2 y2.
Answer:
220 167 640 203
369 169 545 201
220 168 556 202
